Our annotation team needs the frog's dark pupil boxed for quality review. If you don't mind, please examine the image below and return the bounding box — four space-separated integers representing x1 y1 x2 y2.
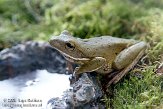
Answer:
66 43 74 48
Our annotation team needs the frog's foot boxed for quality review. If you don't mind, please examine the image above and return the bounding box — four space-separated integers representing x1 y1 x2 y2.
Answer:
69 73 79 85
66 61 74 74
68 67 80 85
107 49 145 87
74 57 106 75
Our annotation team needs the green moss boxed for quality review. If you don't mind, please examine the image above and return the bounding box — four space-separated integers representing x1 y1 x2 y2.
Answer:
111 66 163 109
0 0 151 48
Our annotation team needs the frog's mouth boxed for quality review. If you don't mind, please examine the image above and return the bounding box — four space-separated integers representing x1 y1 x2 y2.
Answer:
61 52 76 62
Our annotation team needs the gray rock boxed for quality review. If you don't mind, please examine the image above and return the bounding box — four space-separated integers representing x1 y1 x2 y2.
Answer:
0 41 66 80
47 97 68 109
47 73 104 109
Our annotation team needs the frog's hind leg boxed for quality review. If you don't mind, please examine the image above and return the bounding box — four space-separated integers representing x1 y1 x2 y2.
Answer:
113 42 147 70
107 42 147 86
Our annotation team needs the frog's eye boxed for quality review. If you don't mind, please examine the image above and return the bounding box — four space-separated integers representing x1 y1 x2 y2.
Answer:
65 42 75 50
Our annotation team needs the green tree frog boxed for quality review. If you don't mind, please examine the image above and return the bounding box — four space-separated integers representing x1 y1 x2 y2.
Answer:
49 30 147 76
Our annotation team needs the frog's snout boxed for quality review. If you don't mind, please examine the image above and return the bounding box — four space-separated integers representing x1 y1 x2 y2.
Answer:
49 36 57 46
49 36 63 49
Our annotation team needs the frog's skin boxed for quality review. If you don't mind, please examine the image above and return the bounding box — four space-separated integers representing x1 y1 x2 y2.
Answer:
49 30 147 75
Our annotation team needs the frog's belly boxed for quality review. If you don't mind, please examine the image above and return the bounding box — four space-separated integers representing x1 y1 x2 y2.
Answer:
96 57 115 74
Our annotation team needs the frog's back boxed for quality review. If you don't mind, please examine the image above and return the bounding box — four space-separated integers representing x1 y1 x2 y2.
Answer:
79 36 138 58
82 36 137 47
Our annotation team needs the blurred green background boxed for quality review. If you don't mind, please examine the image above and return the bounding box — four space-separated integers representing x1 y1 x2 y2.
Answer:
0 0 163 108
0 0 162 49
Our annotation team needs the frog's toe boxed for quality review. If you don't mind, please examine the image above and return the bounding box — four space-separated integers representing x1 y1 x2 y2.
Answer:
69 75 77 85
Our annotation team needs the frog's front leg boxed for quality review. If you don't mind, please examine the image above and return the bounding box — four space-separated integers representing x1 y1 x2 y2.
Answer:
74 57 106 75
